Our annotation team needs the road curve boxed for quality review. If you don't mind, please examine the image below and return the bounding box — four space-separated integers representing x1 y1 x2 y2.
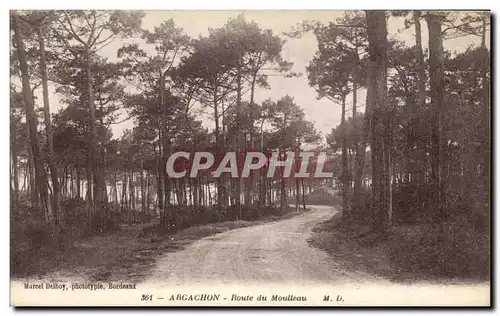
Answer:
140 203 382 287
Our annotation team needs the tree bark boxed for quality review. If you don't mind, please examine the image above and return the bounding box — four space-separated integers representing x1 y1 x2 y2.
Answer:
85 47 106 233
352 40 365 214
479 14 490 202
157 74 166 228
76 161 81 199
366 10 390 233
39 25 62 227
279 149 287 212
11 134 20 210
213 86 223 216
26 129 37 207
301 178 307 209
414 10 427 186
340 95 349 218
235 57 242 219
13 13 54 227
426 12 445 226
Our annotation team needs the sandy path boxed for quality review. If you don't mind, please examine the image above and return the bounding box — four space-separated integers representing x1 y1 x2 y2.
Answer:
141 204 382 287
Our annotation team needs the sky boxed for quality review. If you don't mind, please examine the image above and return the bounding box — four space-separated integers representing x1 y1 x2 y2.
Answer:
45 10 487 142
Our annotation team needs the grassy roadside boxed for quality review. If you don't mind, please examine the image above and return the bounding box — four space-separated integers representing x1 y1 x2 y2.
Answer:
308 212 394 280
308 190 489 284
13 209 305 284
304 188 393 279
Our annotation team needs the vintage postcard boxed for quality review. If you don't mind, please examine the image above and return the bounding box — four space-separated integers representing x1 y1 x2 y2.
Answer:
10 10 490 306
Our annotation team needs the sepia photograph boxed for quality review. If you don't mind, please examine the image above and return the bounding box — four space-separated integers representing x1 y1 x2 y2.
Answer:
9 9 491 307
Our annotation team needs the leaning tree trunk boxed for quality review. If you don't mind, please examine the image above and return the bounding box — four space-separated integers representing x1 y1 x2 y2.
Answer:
13 13 54 228
26 131 37 207
11 133 20 211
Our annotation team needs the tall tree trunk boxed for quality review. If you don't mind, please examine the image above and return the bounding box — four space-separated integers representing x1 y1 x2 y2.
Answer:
163 138 172 224
128 172 133 226
352 42 365 214
295 178 300 211
245 72 259 210
39 25 62 227
295 141 300 212
279 148 287 212
366 10 389 233
76 161 81 199
268 178 273 205
249 72 257 148
156 142 165 228
193 178 199 207
11 137 20 211
140 160 145 214
26 108 38 208
213 87 223 216
235 58 242 219
414 10 426 186
479 14 490 205
86 160 92 202
85 47 105 233
13 13 54 228
121 172 127 211
146 173 151 218
157 75 166 228
301 178 307 209
341 95 349 218
259 120 266 206
386 104 394 225
131 172 136 221
113 172 118 203
426 12 445 227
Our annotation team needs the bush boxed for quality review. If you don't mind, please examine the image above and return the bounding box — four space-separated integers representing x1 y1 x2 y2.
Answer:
303 187 339 206
11 203 56 277
11 198 124 277
391 182 435 225
388 204 489 280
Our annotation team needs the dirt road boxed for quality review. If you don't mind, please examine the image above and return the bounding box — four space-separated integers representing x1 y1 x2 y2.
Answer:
140 204 384 287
